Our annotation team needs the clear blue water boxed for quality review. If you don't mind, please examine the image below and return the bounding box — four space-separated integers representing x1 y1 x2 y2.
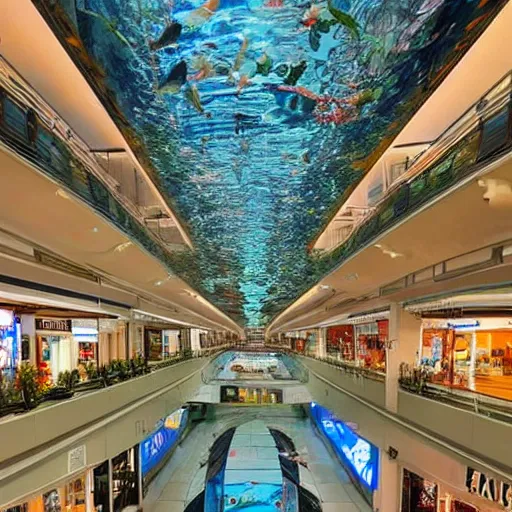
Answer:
38 0 506 326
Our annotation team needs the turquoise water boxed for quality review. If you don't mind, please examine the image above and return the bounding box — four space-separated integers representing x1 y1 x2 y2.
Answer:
37 0 506 326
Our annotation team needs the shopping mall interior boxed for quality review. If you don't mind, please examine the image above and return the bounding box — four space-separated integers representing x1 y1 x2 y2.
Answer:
1 0 512 511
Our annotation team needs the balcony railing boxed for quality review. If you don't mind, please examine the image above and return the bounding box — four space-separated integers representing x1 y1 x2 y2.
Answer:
0 56 190 271
321 71 512 268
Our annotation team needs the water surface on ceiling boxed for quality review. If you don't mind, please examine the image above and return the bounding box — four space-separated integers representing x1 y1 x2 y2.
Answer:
34 0 505 326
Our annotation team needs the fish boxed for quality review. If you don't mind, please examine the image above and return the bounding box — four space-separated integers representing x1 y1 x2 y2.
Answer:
233 37 249 72
202 41 219 50
158 60 187 94
284 60 307 86
187 0 220 26
302 151 311 164
149 22 182 51
65 35 83 49
237 75 251 94
301 5 321 27
184 84 205 114
190 55 215 81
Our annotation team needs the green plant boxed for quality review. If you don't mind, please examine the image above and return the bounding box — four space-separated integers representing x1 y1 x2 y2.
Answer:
85 362 99 380
57 369 80 391
16 362 40 409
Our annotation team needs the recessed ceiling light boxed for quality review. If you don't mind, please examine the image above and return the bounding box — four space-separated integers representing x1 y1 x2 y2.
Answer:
92 227 99 233
155 280 163 286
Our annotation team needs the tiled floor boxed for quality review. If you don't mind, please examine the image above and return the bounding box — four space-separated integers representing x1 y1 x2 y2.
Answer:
144 405 372 512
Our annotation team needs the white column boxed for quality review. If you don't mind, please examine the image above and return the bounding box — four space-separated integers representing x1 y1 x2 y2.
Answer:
317 328 327 358
374 453 400 512
386 303 422 413
20 314 36 365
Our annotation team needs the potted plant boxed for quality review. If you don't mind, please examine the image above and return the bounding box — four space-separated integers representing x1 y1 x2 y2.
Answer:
16 362 40 410
0 370 25 416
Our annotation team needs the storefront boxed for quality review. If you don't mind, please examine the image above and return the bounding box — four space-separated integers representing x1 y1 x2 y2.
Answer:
35 318 76 385
140 407 189 495
220 385 283 404
162 330 180 358
310 403 379 506
72 321 99 372
111 446 140 512
2 472 91 512
325 312 388 372
400 466 511 511
327 325 354 359
418 317 512 401
0 309 20 377
144 328 163 362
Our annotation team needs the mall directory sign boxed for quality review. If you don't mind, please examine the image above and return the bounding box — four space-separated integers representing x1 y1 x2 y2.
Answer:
310 403 379 492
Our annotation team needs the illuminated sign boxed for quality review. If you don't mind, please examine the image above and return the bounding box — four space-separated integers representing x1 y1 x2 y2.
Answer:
164 409 184 430
466 467 512 510
0 310 13 327
140 408 188 480
311 404 379 491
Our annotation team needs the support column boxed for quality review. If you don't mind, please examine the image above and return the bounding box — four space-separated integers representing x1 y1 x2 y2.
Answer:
386 303 422 413
316 328 326 359
20 314 36 366
374 453 400 512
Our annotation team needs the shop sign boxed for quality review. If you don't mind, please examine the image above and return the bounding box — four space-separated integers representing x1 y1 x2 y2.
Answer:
36 318 72 332
466 467 512 510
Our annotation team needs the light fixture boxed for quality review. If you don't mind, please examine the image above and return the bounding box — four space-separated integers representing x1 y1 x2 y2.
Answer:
375 244 403 259
92 227 99 233
154 280 163 286
55 188 71 200
113 241 132 253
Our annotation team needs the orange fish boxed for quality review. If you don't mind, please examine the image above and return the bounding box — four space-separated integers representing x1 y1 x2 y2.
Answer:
65 35 83 49
237 75 251 94
187 0 220 26
466 12 491 32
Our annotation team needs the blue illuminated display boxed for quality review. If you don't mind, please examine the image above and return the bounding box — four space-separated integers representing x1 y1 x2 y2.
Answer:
140 408 188 478
311 404 379 491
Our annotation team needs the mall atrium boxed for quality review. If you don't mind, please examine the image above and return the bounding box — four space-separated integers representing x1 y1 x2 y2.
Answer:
0 0 512 511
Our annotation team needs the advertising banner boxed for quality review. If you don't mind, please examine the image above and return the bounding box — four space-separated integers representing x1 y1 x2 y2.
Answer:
310 403 379 492
140 407 188 491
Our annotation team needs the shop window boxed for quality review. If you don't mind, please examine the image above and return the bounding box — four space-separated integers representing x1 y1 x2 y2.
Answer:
112 447 140 511
401 469 437 512
327 325 354 360
144 329 163 361
355 321 387 372
93 461 110 512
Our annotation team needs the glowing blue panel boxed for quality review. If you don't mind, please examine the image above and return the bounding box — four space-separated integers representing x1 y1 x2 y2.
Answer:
310 403 379 491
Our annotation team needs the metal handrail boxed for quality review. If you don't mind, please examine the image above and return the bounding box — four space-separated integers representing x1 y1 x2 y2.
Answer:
323 71 512 255
0 57 170 247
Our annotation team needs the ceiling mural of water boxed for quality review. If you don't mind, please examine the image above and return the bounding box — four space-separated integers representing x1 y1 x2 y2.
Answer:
34 0 505 326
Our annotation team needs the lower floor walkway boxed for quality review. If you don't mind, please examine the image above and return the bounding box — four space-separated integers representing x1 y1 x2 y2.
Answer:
144 405 371 512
